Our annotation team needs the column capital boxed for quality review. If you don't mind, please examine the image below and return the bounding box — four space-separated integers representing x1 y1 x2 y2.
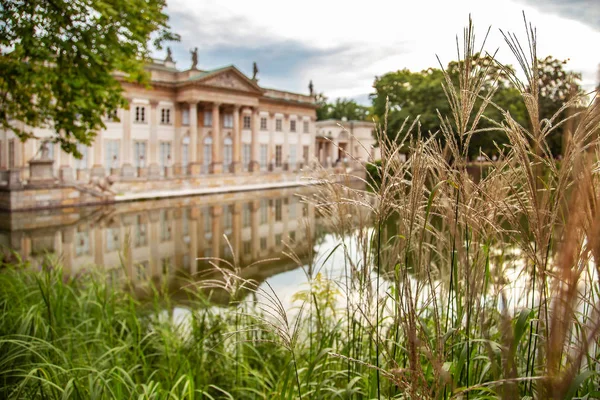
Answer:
186 100 199 106
212 102 222 108
150 99 160 107
233 104 241 112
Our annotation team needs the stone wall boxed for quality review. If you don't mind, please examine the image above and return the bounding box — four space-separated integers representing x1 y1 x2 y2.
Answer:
0 167 365 211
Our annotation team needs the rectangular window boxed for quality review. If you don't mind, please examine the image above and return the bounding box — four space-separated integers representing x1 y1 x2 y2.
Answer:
289 145 296 166
275 119 282 132
303 146 309 163
46 142 54 160
289 231 296 242
289 198 297 219
204 111 212 127
243 115 251 129
135 106 146 123
8 140 14 168
105 227 120 252
275 234 282 246
104 140 120 172
160 108 171 124
290 120 296 132
275 145 282 167
242 203 251 228
242 144 251 170
76 144 89 170
159 142 172 173
204 208 212 236
134 141 147 169
260 117 267 131
182 143 189 167
136 261 149 281
260 144 268 171
182 109 190 125
160 210 172 241
275 199 282 221
303 120 309 133
223 114 233 128
134 215 147 247
243 240 252 256
260 237 267 250
162 257 172 275
260 199 268 224
75 230 90 257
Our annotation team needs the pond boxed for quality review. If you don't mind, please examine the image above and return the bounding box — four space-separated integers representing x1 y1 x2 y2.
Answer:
0 185 369 308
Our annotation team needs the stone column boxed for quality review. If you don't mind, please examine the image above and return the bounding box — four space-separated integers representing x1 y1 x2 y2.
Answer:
232 105 242 173
250 108 260 173
188 102 201 175
148 101 161 178
91 130 105 178
283 114 290 171
211 205 222 259
250 199 260 260
189 216 198 275
268 113 275 172
231 202 242 265
121 104 135 178
210 103 222 174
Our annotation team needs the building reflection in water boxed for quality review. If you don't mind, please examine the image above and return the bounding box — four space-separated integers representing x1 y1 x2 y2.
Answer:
0 187 321 304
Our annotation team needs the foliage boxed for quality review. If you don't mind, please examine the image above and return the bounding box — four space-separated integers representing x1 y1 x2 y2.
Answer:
0 0 179 156
371 53 582 158
316 94 372 122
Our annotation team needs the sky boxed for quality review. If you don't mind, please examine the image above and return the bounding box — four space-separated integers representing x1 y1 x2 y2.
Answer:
156 0 600 105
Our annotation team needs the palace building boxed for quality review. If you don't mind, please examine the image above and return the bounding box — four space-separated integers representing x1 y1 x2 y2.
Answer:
0 55 376 210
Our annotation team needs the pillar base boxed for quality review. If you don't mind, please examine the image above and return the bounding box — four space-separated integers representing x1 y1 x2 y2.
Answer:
59 166 74 183
249 161 261 173
7 169 23 189
90 165 105 178
109 167 121 177
76 168 89 183
164 166 173 178
210 162 223 174
138 167 148 178
232 162 242 174
121 163 135 178
173 163 185 176
268 163 274 172
148 163 161 179
283 163 289 172
188 163 202 176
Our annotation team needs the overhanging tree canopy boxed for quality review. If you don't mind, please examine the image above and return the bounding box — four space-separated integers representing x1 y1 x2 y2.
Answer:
0 0 179 156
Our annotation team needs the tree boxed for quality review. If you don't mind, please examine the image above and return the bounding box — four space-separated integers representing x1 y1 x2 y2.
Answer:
316 96 372 121
0 0 179 156
371 54 581 158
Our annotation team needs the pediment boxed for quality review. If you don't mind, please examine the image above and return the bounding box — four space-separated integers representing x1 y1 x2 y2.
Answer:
200 68 262 94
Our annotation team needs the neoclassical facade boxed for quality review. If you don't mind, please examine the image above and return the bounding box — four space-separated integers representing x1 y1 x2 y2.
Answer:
315 119 380 167
0 57 318 184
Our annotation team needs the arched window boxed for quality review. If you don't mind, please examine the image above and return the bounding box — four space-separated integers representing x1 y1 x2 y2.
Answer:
203 136 212 173
223 136 233 172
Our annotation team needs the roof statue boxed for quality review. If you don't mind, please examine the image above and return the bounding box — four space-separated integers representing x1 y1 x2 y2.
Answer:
165 47 173 62
309 80 314 96
252 62 259 80
190 47 198 70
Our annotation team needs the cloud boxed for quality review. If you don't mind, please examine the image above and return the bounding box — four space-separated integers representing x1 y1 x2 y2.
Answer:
158 0 600 103
513 0 600 31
